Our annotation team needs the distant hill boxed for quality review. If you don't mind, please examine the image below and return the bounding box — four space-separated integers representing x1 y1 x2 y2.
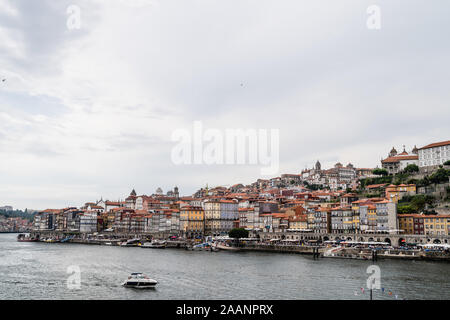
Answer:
0 209 37 221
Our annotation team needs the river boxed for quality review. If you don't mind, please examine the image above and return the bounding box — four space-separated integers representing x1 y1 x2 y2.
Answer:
1 233 449 300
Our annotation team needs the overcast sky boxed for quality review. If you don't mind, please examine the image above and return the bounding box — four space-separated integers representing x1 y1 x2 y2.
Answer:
1 0 449 210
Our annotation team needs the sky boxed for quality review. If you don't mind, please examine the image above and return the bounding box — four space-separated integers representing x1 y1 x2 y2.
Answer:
0 0 449 210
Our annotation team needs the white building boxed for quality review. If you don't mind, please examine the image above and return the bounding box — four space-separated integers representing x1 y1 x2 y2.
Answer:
79 211 98 233
418 140 450 173
381 146 419 175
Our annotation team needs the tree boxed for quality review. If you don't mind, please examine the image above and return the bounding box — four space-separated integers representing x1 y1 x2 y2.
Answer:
228 228 249 239
372 168 388 176
398 194 435 213
397 204 415 214
429 168 450 184
403 164 419 173
444 160 450 166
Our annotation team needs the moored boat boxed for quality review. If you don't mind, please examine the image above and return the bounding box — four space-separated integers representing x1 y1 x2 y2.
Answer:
141 240 166 249
120 238 141 247
17 234 39 242
215 242 240 251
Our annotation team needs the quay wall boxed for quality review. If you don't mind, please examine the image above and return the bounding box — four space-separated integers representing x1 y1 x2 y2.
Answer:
240 244 324 255
24 231 450 261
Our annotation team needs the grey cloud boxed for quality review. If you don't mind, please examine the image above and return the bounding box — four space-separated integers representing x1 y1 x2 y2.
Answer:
1 0 98 75
1 0 450 209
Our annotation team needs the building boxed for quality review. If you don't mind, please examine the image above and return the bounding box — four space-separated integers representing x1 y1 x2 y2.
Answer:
375 200 398 233
170 209 180 234
341 207 354 233
204 200 220 235
218 200 239 235
331 207 344 234
423 215 450 236
288 215 308 231
260 213 273 232
79 211 98 233
180 206 204 238
340 193 359 207
418 140 450 173
356 198 397 233
125 189 137 209
381 146 419 175
314 207 331 233
385 184 416 203
398 214 424 235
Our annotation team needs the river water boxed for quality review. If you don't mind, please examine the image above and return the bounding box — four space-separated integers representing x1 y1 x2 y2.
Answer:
0 233 449 300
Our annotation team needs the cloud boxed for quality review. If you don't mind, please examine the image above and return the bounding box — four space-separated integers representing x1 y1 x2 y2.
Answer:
0 0 449 209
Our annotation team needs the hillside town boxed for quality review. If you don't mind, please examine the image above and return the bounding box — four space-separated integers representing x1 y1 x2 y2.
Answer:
0 216 31 233
25 140 450 243
0 206 34 233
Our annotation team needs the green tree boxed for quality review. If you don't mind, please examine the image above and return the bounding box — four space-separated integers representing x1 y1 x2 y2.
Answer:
403 164 419 173
429 168 450 184
444 160 450 166
372 168 388 176
397 204 416 214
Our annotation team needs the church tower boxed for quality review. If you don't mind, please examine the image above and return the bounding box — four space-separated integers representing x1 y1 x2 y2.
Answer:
389 147 398 157
315 160 321 171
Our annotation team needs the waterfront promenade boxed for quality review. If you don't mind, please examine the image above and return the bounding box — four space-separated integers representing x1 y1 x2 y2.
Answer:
26 230 450 261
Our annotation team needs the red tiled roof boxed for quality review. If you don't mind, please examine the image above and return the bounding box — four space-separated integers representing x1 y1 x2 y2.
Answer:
366 183 388 189
381 155 418 163
418 140 450 150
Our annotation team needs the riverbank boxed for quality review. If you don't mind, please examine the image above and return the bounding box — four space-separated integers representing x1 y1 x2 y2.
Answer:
24 231 450 262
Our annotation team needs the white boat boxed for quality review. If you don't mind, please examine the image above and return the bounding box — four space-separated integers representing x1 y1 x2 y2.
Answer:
191 242 218 251
122 273 158 289
141 240 166 249
120 238 141 247
215 242 240 251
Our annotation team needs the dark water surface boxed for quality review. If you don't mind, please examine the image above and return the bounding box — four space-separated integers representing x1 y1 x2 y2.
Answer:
1 233 449 300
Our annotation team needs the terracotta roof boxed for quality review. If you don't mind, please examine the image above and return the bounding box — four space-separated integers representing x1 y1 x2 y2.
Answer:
342 193 357 198
366 183 388 189
418 140 450 150
398 214 423 218
381 155 418 163
105 201 121 206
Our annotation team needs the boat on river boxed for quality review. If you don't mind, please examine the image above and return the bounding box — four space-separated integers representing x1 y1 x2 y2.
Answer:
215 242 240 251
60 235 74 243
43 238 57 243
17 234 39 242
141 240 166 249
120 238 141 247
189 242 219 252
122 273 158 289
